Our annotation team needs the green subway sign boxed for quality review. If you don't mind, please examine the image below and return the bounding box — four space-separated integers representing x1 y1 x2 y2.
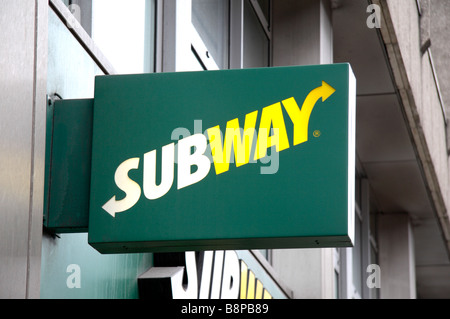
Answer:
87 64 356 253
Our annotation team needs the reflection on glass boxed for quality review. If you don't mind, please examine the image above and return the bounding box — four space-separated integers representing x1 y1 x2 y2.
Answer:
91 0 155 74
243 0 269 68
192 0 229 70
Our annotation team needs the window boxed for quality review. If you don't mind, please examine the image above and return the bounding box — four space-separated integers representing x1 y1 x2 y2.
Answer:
61 0 156 74
243 0 270 68
192 0 229 70
91 0 156 74
184 0 271 72
336 171 380 299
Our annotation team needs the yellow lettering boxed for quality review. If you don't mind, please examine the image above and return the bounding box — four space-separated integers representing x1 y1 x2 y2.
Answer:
205 82 335 175
239 259 272 299
282 97 309 145
263 289 272 299
254 102 289 161
283 96 315 146
207 111 258 175
255 280 264 299
283 81 335 145
246 271 256 299
240 261 248 299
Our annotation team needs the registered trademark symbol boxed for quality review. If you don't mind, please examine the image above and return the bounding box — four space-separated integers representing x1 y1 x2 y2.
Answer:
313 130 321 137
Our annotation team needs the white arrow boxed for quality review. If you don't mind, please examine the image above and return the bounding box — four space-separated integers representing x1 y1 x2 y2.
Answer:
102 157 141 217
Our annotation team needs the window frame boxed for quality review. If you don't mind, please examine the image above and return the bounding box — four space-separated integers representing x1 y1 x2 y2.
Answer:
165 0 272 72
336 167 379 299
230 0 272 69
49 0 117 75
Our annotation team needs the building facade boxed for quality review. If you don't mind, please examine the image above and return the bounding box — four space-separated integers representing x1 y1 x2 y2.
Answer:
1 0 450 299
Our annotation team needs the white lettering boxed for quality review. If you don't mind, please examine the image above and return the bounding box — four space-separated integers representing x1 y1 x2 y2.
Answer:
102 158 141 217
143 143 175 200
221 251 240 299
199 251 214 299
210 251 224 299
172 252 198 299
177 134 211 190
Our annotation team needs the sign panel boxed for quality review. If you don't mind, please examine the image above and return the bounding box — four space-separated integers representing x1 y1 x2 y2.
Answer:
88 64 356 253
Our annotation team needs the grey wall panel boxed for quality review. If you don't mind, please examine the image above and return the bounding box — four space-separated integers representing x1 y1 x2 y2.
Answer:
28 0 48 299
0 0 47 298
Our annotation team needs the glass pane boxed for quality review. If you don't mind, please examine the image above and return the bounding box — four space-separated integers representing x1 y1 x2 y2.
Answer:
192 0 229 70
91 0 155 74
47 8 104 99
243 0 269 68
258 249 268 259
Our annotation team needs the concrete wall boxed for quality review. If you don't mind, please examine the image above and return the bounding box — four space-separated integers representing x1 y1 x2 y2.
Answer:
374 0 450 297
381 0 450 249
428 0 450 116
426 0 450 233
377 0 450 253
386 0 449 217
271 248 335 299
0 0 48 298
273 0 333 66
378 214 416 298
